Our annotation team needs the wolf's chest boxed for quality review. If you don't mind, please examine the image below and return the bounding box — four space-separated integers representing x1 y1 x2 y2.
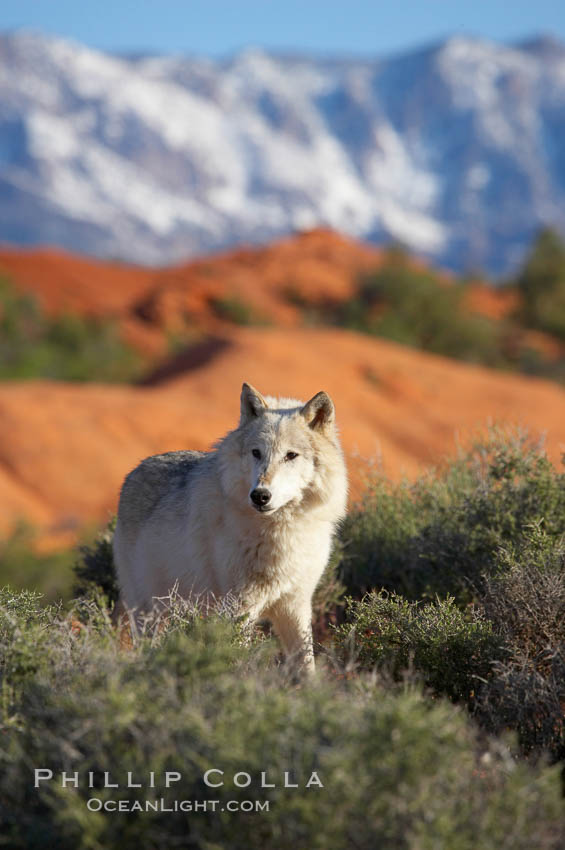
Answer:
236 531 297 578
229 533 300 612
234 519 330 587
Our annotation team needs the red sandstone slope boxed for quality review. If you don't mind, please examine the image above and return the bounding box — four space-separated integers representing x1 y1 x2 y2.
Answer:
0 326 563 539
3 231 560 366
0 247 155 316
0 231 526 332
0 232 563 541
0 230 380 356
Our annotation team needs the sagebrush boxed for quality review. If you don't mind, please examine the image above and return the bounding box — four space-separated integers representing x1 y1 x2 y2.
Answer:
0 589 563 850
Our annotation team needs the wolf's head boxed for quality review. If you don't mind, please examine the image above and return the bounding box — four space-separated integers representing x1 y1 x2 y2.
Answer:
229 382 340 516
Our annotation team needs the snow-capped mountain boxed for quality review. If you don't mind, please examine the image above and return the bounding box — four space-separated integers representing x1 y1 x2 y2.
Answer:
1 30 565 275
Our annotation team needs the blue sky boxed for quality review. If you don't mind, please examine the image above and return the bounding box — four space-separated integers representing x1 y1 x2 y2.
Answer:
0 0 564 57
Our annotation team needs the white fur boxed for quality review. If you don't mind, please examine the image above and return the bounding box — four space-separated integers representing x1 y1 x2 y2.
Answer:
113 384 348 672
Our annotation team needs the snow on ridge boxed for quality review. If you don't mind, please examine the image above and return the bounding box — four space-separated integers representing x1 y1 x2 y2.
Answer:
0 29 564 274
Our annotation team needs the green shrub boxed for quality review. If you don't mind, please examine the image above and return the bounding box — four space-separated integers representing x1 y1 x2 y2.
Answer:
280 239 565 380
339 430 565 602
210 295 270 326
334 592 501 702
336 434 565 763
0 589 562 849
516 227 565 339
475 528 565 761
481 526 565 657
72 518 119 606
340 253 504 366
0 276 143 381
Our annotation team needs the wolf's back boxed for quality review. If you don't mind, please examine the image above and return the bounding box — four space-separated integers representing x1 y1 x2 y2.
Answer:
116 450 206 533
113 450 209 611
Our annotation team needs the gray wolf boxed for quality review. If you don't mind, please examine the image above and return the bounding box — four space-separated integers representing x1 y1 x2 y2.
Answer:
113 383 348 672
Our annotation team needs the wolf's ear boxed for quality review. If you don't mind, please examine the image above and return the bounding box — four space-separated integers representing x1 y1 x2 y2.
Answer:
240 382 268 423
301 391 335 432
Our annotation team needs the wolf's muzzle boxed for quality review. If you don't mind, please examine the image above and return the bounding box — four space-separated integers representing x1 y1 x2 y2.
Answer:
250 487 272 510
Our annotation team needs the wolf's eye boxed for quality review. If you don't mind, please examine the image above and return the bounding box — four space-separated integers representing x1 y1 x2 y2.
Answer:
285 451 299 461
252 449 261 459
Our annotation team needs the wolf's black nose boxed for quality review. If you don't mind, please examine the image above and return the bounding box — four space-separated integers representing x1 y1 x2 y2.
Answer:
251 487 272 507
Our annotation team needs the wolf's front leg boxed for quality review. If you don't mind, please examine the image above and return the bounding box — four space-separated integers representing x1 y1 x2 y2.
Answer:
266 594 316 675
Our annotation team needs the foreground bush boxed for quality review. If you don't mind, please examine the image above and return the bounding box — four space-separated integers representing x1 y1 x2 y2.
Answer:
475 530 565 762
72 518 119 605
334 592 501 703
333 548 565 763
0 588 563 850
339 430 565 602
336 432 565 764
